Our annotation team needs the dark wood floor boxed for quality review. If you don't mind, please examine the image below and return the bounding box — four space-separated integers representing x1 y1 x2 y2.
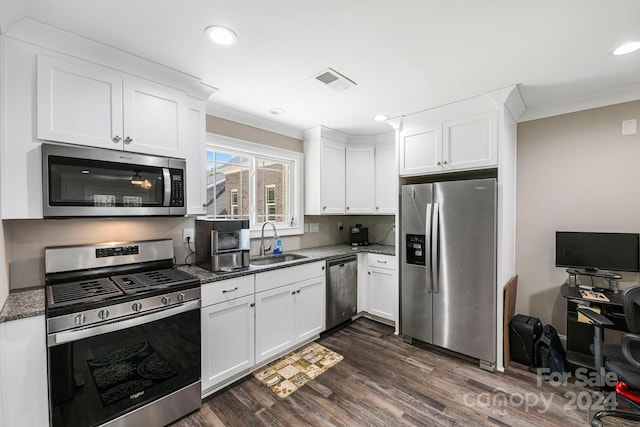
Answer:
173 318 634 426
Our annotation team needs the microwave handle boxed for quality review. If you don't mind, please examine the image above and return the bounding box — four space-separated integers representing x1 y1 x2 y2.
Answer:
163 168 171 207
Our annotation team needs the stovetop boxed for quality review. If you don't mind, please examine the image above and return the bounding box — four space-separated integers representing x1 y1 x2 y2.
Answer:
46 268 199 310
44 241 202 333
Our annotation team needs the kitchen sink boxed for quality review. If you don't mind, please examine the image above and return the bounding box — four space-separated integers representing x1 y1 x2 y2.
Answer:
250 254 307 266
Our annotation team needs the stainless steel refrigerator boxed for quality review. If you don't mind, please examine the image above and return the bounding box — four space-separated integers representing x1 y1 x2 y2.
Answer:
401 179 496 371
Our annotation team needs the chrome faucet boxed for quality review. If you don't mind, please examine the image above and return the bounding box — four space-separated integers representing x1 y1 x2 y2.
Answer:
259 221 279 256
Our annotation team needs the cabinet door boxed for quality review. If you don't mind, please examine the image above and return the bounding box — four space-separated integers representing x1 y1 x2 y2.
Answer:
320 140 345 214
0 316 49 427
399 123 442 176
255 285 295 364
293 276 326 343
374 143 396 214
201 295 255 392
345 146 375 214
185 96 206 215
122 77 185 158
37 55 124 149
368 267 396 321
443 111 497 171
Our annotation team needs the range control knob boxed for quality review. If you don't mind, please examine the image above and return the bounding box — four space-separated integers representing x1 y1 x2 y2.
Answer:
97 309 110 320
131 302 143 312
74 314 86 326
177 293 186 302
161 296 171 305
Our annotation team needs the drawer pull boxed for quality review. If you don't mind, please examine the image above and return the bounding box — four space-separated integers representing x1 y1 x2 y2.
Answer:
377 260 388 264
222 287 239 293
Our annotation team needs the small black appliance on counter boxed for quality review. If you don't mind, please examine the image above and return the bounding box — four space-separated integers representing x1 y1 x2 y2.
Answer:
509 314 543 366
350 224 368 246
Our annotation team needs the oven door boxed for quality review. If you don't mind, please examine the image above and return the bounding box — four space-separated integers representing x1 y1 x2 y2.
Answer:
47 303 200 427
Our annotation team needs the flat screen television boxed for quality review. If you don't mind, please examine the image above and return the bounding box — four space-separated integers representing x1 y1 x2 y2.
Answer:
555 231 640 273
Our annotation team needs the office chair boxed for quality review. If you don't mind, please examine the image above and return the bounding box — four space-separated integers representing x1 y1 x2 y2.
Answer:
578 285 640 426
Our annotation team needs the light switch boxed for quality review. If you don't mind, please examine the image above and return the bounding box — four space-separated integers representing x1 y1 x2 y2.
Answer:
309 223 320 233
622 119 637 135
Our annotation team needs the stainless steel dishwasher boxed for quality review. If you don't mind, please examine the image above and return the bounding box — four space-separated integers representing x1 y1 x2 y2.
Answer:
326 255 358 329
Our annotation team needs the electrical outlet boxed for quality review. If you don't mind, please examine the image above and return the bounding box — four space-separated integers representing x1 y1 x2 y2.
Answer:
338 222 343 231
183 228 194 243
310 223 320 233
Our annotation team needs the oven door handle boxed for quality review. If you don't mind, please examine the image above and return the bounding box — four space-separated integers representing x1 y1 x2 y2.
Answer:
48 300 200 346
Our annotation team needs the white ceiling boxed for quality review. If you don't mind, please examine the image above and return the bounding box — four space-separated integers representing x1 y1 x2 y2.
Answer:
10 0 640 137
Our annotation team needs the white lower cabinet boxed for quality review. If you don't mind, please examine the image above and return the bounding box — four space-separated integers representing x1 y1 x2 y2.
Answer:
0 316 49 427
255 262 326 364
201 261 326 395
201 294 255 392
255 284 295 364
367 254 397 322
293 276 326 343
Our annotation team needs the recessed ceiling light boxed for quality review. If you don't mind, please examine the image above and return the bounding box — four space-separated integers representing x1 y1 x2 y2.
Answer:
612 41 640 56
205 26 238 45
269 107 286 116
374 114 389 122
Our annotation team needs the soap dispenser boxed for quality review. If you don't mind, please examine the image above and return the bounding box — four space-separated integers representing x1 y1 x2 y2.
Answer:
273 239 283 254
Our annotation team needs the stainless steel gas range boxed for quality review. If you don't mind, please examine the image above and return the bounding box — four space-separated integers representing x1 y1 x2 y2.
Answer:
45 239 201 427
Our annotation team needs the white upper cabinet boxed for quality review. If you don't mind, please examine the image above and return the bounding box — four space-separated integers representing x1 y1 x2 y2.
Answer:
399 110 497 176
304 126 396 215
374 142 396 214
443 111 498 171
121 77 185 157
399 123 442 175
345 145 375 214
37 55 124 150
320 139 346 214
37 55 186 158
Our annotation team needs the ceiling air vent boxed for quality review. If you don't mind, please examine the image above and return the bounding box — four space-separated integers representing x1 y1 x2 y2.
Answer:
313 68 357 91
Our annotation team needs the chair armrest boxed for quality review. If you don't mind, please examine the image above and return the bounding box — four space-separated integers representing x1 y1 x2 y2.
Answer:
577 307 615 328
621 333 640 370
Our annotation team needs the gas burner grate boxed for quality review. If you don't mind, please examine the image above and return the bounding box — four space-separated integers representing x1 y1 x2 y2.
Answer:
111 269 199 294
47 278 123 309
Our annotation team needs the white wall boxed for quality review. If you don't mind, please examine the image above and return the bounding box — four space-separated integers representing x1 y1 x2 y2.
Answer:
516 100 640 334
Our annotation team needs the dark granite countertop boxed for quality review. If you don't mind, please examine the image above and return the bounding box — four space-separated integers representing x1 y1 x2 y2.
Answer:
1 244 395 321
180 244 396 284
0 287 45 323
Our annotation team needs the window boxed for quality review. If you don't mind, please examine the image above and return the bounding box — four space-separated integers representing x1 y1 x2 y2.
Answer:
205 133 304 236
264 185 276 221
230 189 239 217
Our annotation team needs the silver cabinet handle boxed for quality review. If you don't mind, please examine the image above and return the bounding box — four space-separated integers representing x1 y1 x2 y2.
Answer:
443 160 448 165
124 136 133 144
222 287 239 293
437 161 441 166
322 206 326 210
346 206 350 210
291 290 296 295
296 289 301 294
112 135 121 143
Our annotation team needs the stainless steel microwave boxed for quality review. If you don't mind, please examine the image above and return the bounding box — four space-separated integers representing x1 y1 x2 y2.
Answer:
42 143 186 217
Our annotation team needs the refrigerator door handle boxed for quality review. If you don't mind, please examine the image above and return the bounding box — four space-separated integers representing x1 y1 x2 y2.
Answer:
431 202 440 294
425 202 433 293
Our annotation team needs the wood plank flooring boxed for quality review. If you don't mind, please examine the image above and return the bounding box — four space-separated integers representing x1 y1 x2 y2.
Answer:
172 318 634 426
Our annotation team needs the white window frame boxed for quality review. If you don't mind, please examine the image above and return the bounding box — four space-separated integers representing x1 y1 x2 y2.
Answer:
204 133 305 237
230 189 239 217
264 184 276 221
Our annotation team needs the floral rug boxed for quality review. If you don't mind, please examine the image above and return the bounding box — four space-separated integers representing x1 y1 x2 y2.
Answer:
253 342 343 398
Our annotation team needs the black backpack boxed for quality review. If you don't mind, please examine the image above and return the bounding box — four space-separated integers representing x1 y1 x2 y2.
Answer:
534 324 566 377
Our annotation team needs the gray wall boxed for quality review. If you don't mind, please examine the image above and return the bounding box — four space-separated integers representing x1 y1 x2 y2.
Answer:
516 100 640 334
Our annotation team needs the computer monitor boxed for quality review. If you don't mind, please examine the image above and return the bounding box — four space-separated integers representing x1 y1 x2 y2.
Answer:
555 231 640 273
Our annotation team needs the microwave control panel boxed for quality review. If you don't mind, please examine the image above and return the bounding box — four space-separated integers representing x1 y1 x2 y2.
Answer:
405 234 426 266
170 169 184 207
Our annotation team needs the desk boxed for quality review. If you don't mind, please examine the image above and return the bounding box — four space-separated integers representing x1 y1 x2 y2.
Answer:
561 282 628 371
